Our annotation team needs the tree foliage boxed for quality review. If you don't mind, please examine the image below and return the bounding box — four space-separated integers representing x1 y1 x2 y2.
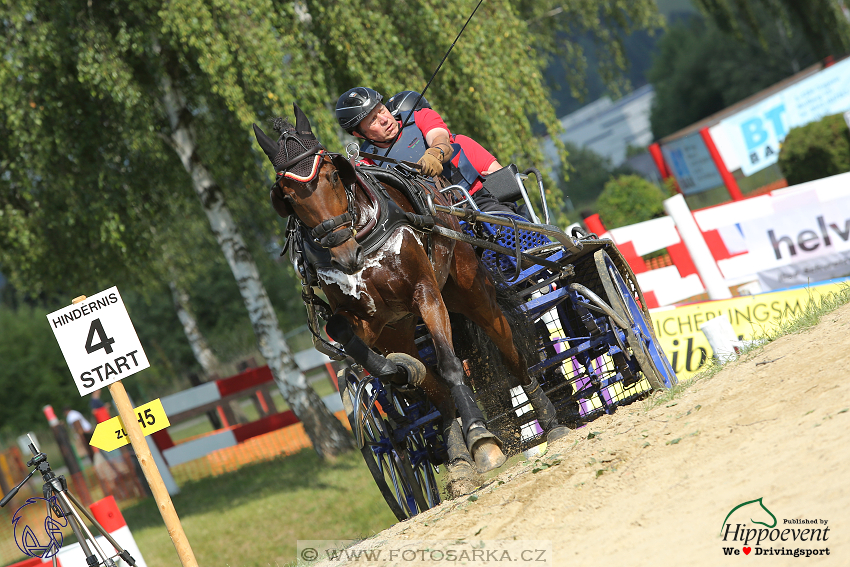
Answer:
0 0 667 427
648 13 818 139
597 174 666 229
778 113 850 185
0 306 80 430
559 142 634 210
0 0 665 295
693 0 850 59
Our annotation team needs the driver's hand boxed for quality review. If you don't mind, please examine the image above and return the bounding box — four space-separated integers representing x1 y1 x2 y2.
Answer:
417 147 444 177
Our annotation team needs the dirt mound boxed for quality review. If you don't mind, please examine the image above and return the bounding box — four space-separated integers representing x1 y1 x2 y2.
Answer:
331 302 850 566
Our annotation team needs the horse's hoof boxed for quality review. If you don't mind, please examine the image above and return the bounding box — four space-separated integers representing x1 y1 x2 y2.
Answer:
546 426 570 443
466 426 506 473
445 460 478 498
387 353 426 387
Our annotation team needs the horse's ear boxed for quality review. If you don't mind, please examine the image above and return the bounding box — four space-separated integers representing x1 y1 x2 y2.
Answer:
270 183 294 218
331 154 357 187
293 103 313 136
253 123 279 164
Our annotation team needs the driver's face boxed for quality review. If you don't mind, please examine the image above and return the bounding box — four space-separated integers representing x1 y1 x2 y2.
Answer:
355 104 399 143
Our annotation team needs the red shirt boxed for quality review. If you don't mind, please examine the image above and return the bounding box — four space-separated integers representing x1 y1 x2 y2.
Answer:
358 110 498 194
452 134 498 194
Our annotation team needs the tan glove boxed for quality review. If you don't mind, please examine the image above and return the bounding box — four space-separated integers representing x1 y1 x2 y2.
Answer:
417 147 445 177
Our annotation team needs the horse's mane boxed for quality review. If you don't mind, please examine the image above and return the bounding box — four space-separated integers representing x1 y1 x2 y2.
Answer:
270 117 294 134
266 116 320 176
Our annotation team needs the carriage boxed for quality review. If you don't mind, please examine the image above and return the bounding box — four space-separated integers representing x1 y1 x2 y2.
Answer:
328 163 676 521
252 109 678 522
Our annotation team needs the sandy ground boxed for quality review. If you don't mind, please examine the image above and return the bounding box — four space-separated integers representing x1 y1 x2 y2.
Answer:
316 302 850 566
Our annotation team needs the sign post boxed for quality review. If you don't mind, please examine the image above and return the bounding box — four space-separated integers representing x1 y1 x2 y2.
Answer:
48 290 199 567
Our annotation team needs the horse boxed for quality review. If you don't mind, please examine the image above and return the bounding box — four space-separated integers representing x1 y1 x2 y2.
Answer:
252 104 568 481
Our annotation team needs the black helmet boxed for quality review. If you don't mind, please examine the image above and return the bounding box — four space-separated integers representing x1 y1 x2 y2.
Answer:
336 87 383 133
386 90 431 118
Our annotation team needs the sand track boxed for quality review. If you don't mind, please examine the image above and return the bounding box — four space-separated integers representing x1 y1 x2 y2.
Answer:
323 302 850 566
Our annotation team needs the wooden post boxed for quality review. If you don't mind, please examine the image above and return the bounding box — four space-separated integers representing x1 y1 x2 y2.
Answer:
72 296 199 567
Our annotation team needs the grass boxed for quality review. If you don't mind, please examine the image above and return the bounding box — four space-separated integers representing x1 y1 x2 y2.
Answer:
643 283 850 411
123 448 397 567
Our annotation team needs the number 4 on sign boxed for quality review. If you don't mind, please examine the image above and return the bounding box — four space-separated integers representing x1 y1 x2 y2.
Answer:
90 398 170 452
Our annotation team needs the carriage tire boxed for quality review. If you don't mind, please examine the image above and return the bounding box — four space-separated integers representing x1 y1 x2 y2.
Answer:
594 250 678 391
338 369 433 521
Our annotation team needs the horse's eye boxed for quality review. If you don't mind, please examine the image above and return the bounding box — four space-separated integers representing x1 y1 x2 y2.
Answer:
331 170 339 185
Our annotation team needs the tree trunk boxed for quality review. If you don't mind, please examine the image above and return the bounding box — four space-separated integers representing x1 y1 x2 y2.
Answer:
159 73 353 458
169 279 220 377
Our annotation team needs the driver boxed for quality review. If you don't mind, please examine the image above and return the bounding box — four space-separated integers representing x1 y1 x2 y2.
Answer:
335 87 513 213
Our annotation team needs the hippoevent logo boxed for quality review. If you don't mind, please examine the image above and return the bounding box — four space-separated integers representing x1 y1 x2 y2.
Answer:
719 498 831 557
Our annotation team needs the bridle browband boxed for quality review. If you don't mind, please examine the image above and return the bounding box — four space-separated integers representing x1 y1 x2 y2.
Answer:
273 127 358 250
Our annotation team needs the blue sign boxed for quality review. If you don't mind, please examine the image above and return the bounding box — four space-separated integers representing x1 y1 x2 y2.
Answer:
661 133 724 195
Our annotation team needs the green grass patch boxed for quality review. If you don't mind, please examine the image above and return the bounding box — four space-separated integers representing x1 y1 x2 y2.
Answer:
123 448 396 567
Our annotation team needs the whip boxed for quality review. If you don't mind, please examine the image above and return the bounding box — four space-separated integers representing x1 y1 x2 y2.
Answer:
382 0 486 157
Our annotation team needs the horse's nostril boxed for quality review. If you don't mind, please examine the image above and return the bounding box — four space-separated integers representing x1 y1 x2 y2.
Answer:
355 246 364 266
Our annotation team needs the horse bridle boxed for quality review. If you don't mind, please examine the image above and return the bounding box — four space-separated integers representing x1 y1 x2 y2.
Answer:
273 128 358 250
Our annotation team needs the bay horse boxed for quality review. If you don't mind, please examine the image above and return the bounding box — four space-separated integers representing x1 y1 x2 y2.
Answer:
252 104 568 478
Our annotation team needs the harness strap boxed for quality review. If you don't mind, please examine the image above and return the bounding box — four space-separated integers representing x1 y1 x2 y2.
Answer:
311 212 355 248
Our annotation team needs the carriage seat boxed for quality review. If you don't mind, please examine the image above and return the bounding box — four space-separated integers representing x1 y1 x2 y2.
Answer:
481 164 522 202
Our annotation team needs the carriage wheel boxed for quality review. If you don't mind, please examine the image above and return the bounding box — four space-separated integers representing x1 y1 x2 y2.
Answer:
338 369 430 521
594 250 678 390
387 393 442 510
406 430 442 509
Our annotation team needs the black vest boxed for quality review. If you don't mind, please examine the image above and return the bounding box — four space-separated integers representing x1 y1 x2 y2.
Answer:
361 110 481 191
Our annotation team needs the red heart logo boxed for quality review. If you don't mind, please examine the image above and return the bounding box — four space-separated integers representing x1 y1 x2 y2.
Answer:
743 547 751 555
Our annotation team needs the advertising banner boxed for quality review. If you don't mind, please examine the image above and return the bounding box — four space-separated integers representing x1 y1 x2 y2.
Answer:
649 280 848 381
718 58 850 176
661 132 724 195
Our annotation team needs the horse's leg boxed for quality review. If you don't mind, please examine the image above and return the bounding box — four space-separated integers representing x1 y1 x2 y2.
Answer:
326 313 406 383
373 321 478 497
413 282 507 473
444 247 570 443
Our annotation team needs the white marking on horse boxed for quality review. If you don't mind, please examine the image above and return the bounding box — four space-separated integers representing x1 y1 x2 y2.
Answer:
317 227 421 316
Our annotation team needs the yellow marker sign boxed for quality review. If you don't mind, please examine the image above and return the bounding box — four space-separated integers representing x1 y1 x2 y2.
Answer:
90 398 170 452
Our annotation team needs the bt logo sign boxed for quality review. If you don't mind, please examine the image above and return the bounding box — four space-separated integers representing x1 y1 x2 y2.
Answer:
739 103 787 166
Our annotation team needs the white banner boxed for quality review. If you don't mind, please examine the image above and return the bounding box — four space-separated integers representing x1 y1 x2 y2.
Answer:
719 58 850 176
737 198 850 273
758 251 850 290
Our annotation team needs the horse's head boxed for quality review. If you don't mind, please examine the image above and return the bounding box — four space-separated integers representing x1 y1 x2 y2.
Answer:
253 104 362 274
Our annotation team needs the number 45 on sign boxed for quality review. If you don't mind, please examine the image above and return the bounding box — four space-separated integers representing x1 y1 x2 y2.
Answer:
90 398 170 452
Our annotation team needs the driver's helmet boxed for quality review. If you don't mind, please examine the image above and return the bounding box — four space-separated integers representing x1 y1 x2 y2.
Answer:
386 90 431 119
336 87 383 134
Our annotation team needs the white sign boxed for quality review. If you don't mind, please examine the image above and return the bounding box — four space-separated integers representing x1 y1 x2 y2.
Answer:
719 58 850 176
47 287 150 396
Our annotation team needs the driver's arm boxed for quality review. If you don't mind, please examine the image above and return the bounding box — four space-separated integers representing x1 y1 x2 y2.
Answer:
418 128 453 176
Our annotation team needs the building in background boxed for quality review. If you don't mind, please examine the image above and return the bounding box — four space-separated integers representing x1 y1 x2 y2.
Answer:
542 84 655 176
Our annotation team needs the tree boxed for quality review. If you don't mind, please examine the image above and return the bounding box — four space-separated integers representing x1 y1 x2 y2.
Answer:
597 174 666 229
778 114 850 185
0 0 353 457
693 0 850 60
558 142 634 211
648 14 818 139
